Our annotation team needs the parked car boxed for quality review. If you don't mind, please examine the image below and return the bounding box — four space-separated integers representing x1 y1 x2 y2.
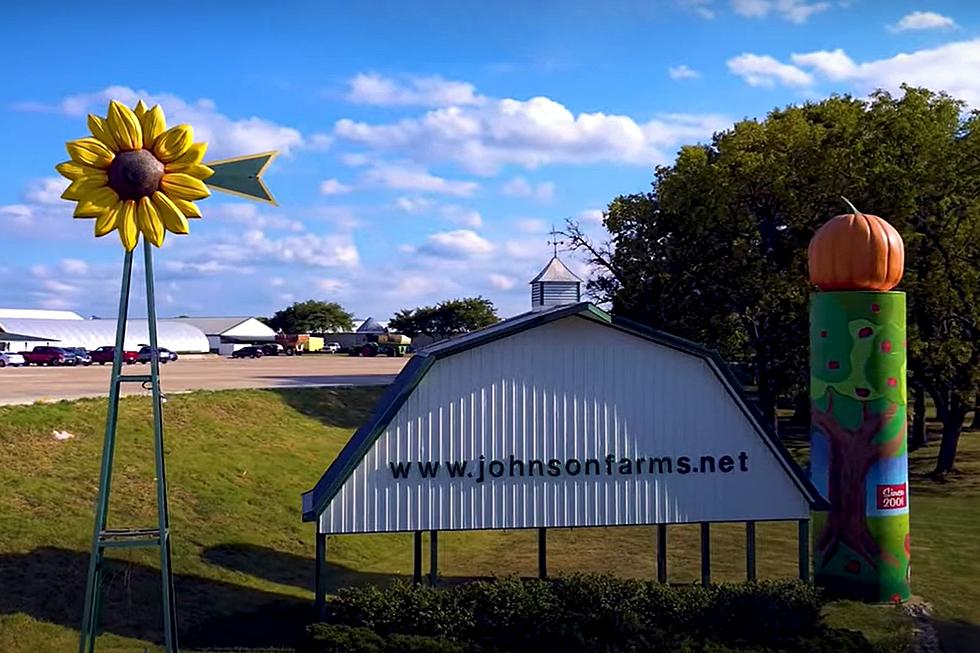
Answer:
260 343 282 356
90 346 139 365
22 346 77 366
232 346 265 359
324 342 341 354
137 346 178 364
0 351 26 367
65 347 93 366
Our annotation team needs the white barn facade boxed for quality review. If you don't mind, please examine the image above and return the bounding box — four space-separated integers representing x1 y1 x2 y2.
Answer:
302 258 825 613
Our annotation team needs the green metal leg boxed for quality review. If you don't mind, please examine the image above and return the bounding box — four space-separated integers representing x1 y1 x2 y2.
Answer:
78 244 178 652
144 241 178 652
80 251 133 653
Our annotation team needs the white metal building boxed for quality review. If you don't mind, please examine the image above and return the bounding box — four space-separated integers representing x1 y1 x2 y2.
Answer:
302 255 826 612
165 316 276 353
0 317 210 353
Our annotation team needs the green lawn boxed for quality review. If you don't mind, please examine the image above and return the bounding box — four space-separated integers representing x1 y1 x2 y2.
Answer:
0 388 977 652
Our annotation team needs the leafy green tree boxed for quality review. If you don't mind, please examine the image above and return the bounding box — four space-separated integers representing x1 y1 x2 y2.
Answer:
389 297 499 338
568 86 980 476
268 300 354 334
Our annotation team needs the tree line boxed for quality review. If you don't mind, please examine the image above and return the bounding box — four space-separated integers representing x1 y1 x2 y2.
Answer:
564 85 980 477
261 297 499 340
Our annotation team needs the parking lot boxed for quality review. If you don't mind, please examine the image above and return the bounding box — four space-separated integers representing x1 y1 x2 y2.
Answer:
0 354 409 405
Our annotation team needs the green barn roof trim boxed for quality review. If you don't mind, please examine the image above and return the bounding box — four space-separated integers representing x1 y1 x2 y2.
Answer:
301 302 827 521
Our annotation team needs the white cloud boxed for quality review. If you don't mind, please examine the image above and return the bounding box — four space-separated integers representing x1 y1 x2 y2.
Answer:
60 259 89 275
732 39 980 107
205 202 304 232
889 11 957 33
360 161 479 196
669 64 701 80
334 93 730 174
195 229 360 269
387 274 457 297
515 218 548 234
317 278 348 294
18 86 304 158
504 240 546 261
678 0 716 19
345 73 485 107
578 209 605 224
727 53 814 87
394 196 433 214
25 177 69 205
488 273 517 290
730 0 830 23
501 176 555 201
439 205 483 228
320 178 353 195
419 229 494 258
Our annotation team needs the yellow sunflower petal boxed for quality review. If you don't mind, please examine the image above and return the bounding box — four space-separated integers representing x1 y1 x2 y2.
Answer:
66 138 114 168
172 142 207 166
118 200 139 250
140 105 167 150
133 100 148 120
74 186 119 218
160 173 210 200
136 196 165 247
95 201 124 236
151 191 189 235
56 160 104 181
164 162 213 180
61 173 109 201
171 197 202 219
87 114 119 151
107 100 142 151
153 125 193 163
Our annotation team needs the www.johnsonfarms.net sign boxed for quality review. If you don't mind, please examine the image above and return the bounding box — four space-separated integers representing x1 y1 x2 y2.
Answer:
388 452 751 482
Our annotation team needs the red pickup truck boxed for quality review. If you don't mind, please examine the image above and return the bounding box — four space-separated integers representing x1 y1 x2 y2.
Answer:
90 346 139 365
22 346 75 366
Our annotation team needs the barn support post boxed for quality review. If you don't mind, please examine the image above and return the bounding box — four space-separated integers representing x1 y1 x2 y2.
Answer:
745 521 757 581
429 530 439 586
700 523 711 586
538 528 547 579
656 524 668 584
413 531 423 585
798 519 810 583
314 532 327 620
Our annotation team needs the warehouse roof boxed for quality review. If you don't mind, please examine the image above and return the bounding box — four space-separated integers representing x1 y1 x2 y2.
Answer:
164 316 268 336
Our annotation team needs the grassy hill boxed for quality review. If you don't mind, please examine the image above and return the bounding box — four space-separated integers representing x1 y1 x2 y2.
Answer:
0 388 977 652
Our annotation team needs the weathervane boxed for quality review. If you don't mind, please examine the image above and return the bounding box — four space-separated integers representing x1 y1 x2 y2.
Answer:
59 99 277 653
547 224 565 258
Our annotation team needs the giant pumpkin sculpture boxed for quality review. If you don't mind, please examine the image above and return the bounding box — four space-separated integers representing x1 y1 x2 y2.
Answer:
808 198 904 292
808 197 911 603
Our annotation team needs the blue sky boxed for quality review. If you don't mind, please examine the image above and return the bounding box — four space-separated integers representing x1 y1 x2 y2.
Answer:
1 0 979 320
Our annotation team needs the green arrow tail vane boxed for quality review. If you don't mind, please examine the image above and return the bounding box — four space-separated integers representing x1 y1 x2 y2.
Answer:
204 151 279 205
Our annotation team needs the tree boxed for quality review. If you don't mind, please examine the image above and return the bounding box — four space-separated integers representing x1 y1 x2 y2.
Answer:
268 300 354 334
389 297 499 338
567 86 980 476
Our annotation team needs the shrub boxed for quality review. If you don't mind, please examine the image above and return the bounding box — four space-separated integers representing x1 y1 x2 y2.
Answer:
298 623 385 653
325 575 829 653
386 633 470 653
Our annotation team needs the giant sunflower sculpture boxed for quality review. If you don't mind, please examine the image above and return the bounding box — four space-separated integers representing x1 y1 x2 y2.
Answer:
56 99 213 250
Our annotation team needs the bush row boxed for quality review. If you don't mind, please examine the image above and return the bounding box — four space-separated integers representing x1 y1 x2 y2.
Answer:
300 575 879 653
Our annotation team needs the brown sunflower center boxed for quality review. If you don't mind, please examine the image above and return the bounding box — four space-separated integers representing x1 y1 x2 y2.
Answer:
107 149 164 200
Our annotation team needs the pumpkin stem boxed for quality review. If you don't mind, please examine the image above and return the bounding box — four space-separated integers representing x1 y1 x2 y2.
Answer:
841 196 862 216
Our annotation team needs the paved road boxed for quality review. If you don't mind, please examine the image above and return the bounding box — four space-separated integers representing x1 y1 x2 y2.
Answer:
0 355 408 405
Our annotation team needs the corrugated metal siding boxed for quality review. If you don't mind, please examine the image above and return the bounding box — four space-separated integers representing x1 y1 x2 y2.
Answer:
320 316 809 535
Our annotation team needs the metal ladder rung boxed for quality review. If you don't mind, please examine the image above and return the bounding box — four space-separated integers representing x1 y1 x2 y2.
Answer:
98 527 166 549
117 375 153 383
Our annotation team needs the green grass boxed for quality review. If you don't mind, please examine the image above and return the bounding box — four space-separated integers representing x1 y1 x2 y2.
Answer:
0 387 977 652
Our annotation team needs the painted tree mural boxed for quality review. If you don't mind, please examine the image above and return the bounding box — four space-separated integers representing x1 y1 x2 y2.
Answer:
808 203 911 603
